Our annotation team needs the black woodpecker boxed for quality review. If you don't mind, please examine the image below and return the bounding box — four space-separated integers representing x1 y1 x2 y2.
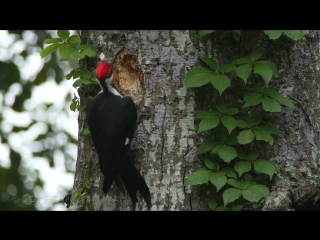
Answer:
85 61 151 210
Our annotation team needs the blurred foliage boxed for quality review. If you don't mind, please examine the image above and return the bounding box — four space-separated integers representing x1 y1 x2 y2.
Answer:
0 30 78 210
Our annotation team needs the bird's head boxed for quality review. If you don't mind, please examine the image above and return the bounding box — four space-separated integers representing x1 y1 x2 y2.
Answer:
95 61 121 96
96 62 113 82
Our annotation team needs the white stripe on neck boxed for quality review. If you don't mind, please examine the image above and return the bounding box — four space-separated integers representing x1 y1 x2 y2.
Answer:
107 82 122 97
103 74 122 97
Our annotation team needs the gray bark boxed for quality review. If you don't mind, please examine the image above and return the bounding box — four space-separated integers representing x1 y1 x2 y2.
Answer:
70 30 320 211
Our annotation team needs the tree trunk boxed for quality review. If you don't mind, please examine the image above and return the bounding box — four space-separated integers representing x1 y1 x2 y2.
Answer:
70 30 320 211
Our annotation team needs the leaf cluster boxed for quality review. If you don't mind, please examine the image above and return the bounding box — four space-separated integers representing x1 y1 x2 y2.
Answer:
184 30 302 210
40 30 99 114
41 30 96 61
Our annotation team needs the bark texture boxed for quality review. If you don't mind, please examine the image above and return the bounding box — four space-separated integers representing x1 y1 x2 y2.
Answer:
70 30 320 211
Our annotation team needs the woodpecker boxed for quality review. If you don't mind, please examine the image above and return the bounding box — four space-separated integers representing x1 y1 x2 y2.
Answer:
85 61 151 210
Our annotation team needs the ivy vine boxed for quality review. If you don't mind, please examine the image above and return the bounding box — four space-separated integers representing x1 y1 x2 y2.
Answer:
184 30 304 210
40 30 97 114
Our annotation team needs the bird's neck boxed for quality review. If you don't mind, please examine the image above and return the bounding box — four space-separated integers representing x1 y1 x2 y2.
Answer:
100 75 122 97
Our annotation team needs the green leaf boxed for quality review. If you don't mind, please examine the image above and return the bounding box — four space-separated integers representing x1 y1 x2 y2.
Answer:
185 67 212 88
252 85 263 93
201 58 220 72
254 129 274 145
210 146 219 156
255 122 280 134
60 43 87 61
200 30 216 38
65 69 76 80
73 70 81 80
79 69 93 79
263 87 278 95
239 152 259 165
222 107 238 116
78 45 88 50
83 128 90 136
254 62 273 86
72 79 82 88
262 97 281 112
243 92 263 108
215 128 228 141
230 204 243 211
237 152 251 161
242 180 257 190
221 116 237 134
249 51 262 62
90 78 99 85
237 119 249 128
242 184 269 202
57 30 70 40
210 149 218 159
58 44 71 60
225 137 238 145
234 161 252 177
216 102 227 112
204 159 219 171
82 47 96 57
44 38 62 44
248 149 260 161
264 61 280 76
220 63 237 73
283 30 305 40
184 168 212 185
232 30 241 41
247 115 262 127
215 205 229 211
217 145 237 162
70 101 77 111
268 94 295 108
69 51 85 61
210 172 227 192
77 105 85 112
40 43 60 58
208 199 217 210
73 78 92 88
197 117 220 133
59 46 73 61
254 159 278 180
209 74 231 96
67 35 80 44
196 111 219 119
196 139 219 156
233 58 251 65
219 168 237 179
236 63 252 84
223 188 242 207
82 78 93 85
237 129 254 144
233 30 241 35
263 30 283 39
227 179 243 189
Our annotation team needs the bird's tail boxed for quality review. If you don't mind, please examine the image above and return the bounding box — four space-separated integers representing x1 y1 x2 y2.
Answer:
121 145 152 211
